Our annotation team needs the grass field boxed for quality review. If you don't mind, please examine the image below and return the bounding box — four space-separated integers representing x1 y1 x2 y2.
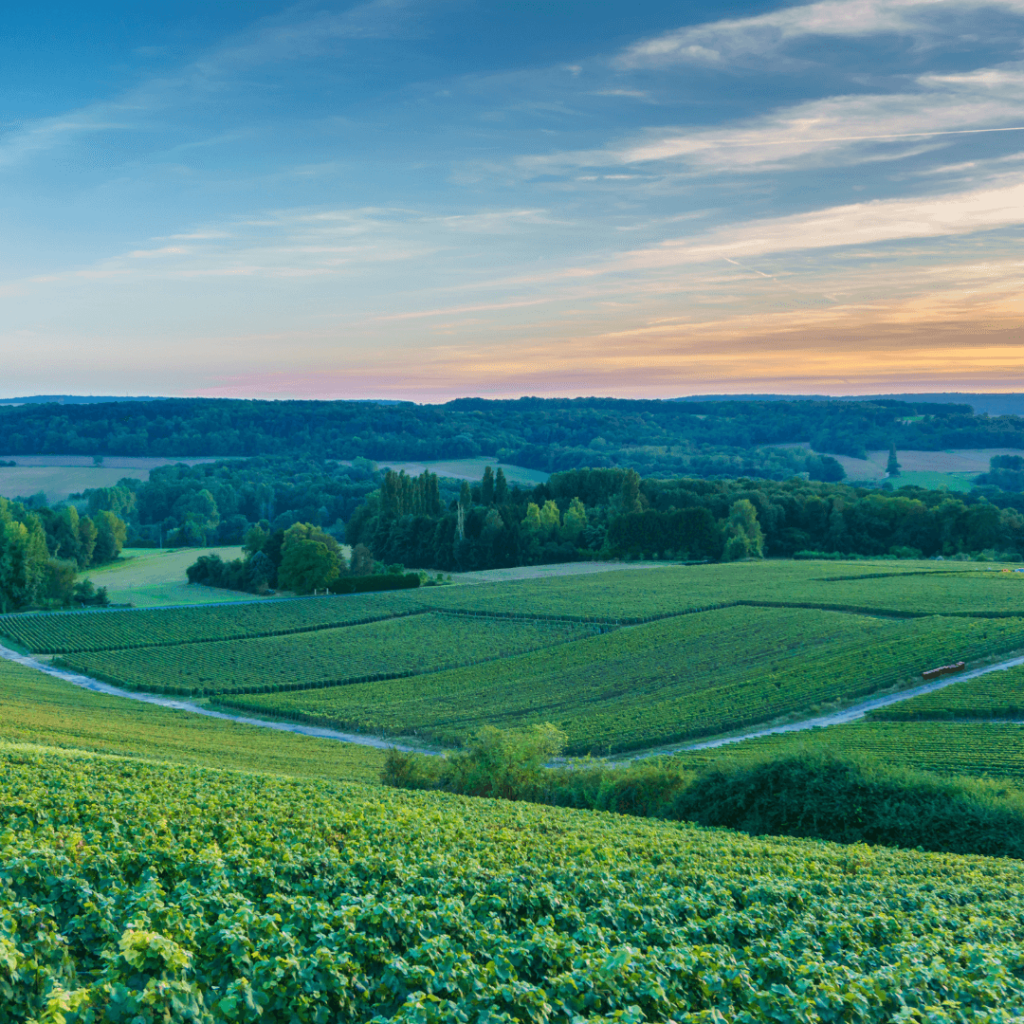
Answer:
888 470 976 491
365 455 549 486
871 661 1024 722
0 455 227 502
5 743 1024 1021
447 560 676 584
0 657 384 783
80 546 264 607
834 446 1022 485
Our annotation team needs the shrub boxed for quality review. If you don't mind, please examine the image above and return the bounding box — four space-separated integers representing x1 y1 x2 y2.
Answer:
384 727 1024 858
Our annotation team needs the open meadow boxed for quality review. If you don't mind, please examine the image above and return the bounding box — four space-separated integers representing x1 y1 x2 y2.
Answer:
79 546 265 607
832 447 1022 487
361 455 549 487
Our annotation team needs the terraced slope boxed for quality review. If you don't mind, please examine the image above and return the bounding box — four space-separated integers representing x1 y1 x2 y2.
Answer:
0 590 424 653
4 746 1024 1022
420 560 1024 619
675 719 1024 781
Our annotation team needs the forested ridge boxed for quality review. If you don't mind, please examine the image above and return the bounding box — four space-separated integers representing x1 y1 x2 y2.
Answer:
3 395 1024 477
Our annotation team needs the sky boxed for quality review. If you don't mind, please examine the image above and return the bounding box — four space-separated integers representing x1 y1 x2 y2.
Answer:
1 0 1022 402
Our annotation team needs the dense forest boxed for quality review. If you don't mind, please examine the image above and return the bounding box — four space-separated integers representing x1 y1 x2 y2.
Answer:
0 496 126 611
74 457 402 548
3 396 1024 478
66 456 1024 571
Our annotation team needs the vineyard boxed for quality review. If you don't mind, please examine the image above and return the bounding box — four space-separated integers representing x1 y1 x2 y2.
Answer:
0 590 424 654
4 559 1024 755
418 560 1024 620
59 613 601 696
5 745 1024 1022
871 662 1024 722
674 719 1024 781
0 658 385 783
218 607 1024 753
7 560 1020 664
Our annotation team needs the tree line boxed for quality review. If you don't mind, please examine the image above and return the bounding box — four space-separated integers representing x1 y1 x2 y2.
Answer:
348 466 1024 571
4 395 1024 479
72 457 387 549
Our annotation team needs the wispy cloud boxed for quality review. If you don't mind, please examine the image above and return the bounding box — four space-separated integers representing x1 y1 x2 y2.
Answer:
522 65 1024 177
611 178 1024 269
192 0 424 75
618 0 1024 69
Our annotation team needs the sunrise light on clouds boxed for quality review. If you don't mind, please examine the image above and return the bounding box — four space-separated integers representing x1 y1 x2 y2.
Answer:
1 0 1022 400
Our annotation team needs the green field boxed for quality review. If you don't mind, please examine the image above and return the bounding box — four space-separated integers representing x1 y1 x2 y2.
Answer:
0 455 228 502
61 612 600 696
890 470 976 491
871 662 1024 722
5 743 1024 1022
0 588 423 654
78 546 265 608
834 446 1018 485
419 559 1024 619
8 559 1024 755
370 455 549 486
219 607 1024 753
0 658 384 783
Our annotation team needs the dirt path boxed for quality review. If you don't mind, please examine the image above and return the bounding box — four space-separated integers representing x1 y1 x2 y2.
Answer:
4 642 1024 763
634 654 1024 758
0 644 429 753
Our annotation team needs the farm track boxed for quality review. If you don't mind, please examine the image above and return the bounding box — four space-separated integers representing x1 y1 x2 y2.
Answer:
5 640 1024 761
0 644 431 754
630 653 1024 759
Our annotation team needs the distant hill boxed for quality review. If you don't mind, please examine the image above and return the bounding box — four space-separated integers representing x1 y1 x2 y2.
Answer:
0 395 164 406
674 393 1024 417
0 395 409 407
2 395 1023 481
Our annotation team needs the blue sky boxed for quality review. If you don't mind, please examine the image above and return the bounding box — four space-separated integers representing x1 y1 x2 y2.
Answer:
2 0 1022 400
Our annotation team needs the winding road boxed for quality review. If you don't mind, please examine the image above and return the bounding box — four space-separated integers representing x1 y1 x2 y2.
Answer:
3 641 1024 760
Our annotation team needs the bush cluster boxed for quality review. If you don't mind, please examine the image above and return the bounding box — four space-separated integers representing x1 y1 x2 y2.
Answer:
384 726 1024 859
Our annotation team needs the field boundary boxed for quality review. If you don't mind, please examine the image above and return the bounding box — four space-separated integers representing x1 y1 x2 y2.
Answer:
11 595 1024 659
